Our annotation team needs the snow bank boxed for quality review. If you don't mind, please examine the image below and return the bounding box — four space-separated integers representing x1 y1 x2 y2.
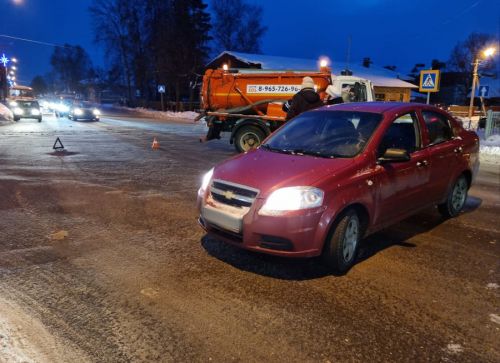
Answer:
455 116 480 130
474 130 500 163
455 117 500 162
481 134 500 147
134 108 199 121
119 106 199 121
0 103 13 122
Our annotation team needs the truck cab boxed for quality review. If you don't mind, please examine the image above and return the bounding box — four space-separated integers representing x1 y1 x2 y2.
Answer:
330 75 375 102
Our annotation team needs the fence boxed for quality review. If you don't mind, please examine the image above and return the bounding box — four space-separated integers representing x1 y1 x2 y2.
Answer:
485 110 500 139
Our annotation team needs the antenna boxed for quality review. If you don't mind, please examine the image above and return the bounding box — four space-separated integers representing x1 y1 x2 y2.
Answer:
346 35 352 71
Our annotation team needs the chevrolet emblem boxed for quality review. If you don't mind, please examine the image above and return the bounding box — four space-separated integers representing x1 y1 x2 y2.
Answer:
223 190 235 200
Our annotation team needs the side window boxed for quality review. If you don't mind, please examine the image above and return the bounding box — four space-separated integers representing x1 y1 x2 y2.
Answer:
378 112 421 156
341 82 367 102
422 110 453 145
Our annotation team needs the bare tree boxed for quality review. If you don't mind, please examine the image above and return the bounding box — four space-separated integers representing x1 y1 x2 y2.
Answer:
212 0 267 53
448 32 496 99
89 0 137 101
50 45 93 92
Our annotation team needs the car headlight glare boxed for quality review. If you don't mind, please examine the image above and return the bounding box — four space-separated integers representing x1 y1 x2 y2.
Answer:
74 108 83 116
31 108 41 116
9 101 18 107
93 109 101 116
57 104 69 112
259 186 324 215
13 107 23 115
199 168 214 194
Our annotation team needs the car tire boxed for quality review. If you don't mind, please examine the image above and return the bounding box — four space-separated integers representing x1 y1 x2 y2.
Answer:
438 174 468 218
38 117 42 122
234 125 266 153
321 209 362 274
14 116 19 121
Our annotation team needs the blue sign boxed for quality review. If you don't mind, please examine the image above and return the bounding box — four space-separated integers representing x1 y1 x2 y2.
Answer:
419 70 440 92
158 85 166 94
477 86 489 97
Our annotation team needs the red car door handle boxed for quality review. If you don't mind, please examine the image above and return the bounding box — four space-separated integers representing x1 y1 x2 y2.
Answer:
416 160 428 167
454 147 463 153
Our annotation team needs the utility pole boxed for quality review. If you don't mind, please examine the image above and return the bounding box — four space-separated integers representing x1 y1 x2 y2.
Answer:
467 58 479 119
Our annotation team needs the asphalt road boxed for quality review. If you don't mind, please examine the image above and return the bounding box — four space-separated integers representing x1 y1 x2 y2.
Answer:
0 113 499 362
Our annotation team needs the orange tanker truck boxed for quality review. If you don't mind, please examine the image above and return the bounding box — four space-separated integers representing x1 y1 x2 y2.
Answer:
199 65 375 152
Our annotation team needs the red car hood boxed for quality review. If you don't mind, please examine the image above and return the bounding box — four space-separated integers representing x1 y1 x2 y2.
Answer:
212 149 355 197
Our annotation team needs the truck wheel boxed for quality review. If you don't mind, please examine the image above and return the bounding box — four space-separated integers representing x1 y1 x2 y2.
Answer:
438 174 468 218
235 125 265 153
322 209 361 274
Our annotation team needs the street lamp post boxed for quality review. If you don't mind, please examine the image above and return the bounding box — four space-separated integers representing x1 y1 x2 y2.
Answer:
0 54 10 101
468 47 496 119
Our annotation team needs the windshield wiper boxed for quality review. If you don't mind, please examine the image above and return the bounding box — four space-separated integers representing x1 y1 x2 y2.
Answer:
262 145 337 158
284 149 336 159
260 144 290 154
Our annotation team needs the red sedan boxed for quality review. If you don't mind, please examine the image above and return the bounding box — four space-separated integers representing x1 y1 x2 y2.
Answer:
197 102 480 273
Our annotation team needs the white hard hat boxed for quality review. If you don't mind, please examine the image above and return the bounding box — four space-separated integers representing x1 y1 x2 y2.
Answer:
325 85 340 98
301 76 315 90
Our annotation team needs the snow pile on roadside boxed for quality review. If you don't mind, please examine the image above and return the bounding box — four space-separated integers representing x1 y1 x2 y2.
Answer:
455 116 480 130
476 130 500 163
455 118 500 162
0 103 13 122
123 106 200 121
481 134 500 147
479 134 500 164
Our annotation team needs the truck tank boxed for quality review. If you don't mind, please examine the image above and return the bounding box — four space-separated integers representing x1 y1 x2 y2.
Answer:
201 68 331 114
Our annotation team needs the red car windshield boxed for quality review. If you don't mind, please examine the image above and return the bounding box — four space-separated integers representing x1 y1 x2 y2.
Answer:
262 110 383 158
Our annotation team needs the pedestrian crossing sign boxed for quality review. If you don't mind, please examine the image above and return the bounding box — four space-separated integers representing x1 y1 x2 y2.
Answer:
419 70 440 92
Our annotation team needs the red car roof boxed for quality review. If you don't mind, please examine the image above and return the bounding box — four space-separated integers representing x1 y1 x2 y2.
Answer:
314 102 429 114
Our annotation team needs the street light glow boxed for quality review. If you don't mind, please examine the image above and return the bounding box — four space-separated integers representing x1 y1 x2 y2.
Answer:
11 58 18 63
483 47 496 58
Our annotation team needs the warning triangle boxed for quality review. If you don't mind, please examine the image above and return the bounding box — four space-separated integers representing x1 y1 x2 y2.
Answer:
423 74 435 87
53 137 65 150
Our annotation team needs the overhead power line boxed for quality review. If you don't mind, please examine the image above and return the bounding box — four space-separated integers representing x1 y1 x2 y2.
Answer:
0 34 69 48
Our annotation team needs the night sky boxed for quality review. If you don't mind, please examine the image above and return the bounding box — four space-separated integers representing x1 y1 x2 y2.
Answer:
0 0 498 85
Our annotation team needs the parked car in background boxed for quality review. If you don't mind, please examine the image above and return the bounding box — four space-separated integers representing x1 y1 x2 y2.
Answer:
68 101 101 121
197 102 480 273
10 100 42 122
